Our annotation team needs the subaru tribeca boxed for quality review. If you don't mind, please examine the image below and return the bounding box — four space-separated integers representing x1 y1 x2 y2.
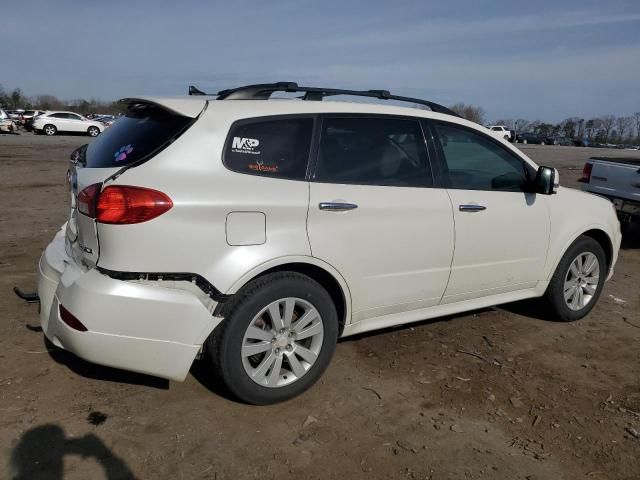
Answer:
36 83 621 404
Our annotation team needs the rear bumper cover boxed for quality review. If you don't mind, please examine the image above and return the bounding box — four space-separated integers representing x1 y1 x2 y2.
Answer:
37 227 222 381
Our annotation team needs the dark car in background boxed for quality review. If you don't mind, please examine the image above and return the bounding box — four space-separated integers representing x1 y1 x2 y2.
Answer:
545 136 573 146
516 132 545 144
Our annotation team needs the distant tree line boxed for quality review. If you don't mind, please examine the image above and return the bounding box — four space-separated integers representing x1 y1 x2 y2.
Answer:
0 84 126 116
450 103 640 145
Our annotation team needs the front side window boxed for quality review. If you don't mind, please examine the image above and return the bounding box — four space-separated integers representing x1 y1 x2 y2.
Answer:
314 117 432 187
434 122 531 191
224 118 313 180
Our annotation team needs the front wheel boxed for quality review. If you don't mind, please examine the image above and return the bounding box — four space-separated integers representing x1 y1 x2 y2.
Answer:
206 272 339 404
522 139 528 144
541 236 606 321
87 126 100 137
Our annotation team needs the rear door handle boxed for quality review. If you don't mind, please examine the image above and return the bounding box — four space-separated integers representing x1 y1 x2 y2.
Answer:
459 204 487 212
319 202 358 212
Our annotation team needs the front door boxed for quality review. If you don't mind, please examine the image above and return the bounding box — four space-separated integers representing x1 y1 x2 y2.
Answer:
307 116 455 323
428 120 550 303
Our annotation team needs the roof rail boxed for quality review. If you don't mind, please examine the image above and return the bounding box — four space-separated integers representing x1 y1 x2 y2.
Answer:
212 82 459 117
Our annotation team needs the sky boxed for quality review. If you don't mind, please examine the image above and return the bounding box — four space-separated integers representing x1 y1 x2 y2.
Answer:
1 0 639 122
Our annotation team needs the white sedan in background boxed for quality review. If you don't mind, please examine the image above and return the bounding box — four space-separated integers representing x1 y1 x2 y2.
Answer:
33 111 105 137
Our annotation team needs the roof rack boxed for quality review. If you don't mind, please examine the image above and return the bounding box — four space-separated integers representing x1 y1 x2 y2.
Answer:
188 82 459 117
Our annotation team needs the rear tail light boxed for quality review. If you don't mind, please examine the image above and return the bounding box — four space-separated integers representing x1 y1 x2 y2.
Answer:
77 183 101 217
78 184 172 224
579 163 593 183
59 305 88 332
97 186 172 224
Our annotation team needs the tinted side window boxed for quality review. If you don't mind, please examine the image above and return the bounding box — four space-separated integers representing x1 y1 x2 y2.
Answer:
434 123 530 192
224 118 313 180
314 117 432 187
50 113 66 119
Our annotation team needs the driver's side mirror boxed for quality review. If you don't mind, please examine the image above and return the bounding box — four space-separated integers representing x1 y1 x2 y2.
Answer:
533 166 559 195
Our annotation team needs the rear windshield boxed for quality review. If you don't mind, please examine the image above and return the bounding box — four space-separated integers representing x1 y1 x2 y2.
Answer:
85 104 193 168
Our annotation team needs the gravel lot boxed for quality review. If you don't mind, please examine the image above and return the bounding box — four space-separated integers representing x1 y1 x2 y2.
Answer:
1 132 639 480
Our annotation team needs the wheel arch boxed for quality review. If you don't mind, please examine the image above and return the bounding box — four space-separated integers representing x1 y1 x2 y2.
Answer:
225 257 352 335
547 226 614 281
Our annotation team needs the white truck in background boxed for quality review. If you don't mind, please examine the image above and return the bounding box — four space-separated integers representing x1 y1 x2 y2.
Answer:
580 157 640 230
487 125 513 142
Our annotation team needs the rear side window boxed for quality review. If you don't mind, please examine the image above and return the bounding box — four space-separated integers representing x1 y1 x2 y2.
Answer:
85 105 193 168
224 118 313 180
314 117 432 187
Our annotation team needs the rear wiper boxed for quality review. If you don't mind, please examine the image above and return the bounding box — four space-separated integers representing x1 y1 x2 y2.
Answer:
70 144 88 167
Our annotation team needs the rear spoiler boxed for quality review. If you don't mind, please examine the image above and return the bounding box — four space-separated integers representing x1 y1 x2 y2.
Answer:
119 97 207 118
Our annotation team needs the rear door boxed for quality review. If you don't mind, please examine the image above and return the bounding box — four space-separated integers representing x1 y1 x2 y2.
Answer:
307 115 454 323
427 120 550 303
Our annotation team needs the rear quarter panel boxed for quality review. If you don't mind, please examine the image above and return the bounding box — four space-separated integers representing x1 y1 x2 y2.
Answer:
95 107 312 293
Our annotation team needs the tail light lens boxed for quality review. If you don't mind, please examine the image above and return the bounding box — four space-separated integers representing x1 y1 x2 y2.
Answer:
579 163 593 183
96 186 173 224
77 184 172 224
77 183 101 217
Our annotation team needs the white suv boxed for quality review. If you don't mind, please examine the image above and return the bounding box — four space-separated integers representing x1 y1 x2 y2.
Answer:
33 111 105 137
36 83 621 404
487 125 512 141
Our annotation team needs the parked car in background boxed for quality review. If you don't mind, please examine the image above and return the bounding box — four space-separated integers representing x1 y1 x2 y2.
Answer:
487 125 512 142
21 109 46 124
6 110 24 121
36 82 621 404
0 109 18 133
32 111 105 137
545 136 573 146
516 132 545 144
93 115 117 127
22 110 47 130
580 157 640 231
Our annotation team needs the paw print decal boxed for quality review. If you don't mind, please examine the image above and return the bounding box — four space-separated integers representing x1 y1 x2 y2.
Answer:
114 144 134 162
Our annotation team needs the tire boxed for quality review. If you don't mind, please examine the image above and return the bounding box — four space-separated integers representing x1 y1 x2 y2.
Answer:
43 124 57 136
541 236 606 322
206 272 339 404
87 126 100 137
522 139 528 144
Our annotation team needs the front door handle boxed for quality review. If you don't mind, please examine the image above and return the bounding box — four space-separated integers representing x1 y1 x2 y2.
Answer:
319 202 358 212
459 204 487 212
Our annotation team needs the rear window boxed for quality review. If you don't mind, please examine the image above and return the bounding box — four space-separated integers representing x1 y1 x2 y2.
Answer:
223 117 313 180
85 104 193 168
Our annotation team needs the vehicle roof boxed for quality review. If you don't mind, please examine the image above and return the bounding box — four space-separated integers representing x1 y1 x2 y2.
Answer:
44 111 84 116
123 95 480 128
119 95 539 170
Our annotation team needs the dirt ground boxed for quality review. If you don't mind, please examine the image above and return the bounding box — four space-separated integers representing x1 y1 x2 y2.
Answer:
1 132 639 480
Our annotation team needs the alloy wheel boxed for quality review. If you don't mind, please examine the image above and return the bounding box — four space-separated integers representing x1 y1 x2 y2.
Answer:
241 297 324 388
564 252 600 311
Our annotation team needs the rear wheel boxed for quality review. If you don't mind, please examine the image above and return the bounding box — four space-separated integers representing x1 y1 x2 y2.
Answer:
87 126 100 137
43 124 57 136
206 272 338 404
541 236 606 321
